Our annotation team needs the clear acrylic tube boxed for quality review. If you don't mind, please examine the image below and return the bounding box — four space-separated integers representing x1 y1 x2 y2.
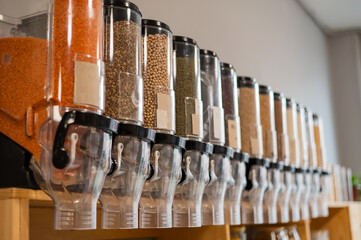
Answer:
277 167 294 223
318 172 330 217
300 170 312 220
290 170 304 222
310 170 321 218
263 164 282 224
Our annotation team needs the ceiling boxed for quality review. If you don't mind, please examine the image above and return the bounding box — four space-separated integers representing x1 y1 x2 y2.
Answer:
298 0 361 34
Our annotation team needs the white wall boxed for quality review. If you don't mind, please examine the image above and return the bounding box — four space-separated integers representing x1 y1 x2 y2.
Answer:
133 0 339 164
328 33 361 172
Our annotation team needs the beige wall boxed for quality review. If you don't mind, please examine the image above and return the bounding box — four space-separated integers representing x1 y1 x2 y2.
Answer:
133 0 339 164
328 33 361 172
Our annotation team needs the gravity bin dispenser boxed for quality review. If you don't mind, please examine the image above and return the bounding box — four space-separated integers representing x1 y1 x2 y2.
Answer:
0 0 120 230
259 85 281 224
274 92 293 223
99 0 158 230
139 19 186 229
237 76 268 225
172 36 210 228
220 63 246 225
200 49 233 226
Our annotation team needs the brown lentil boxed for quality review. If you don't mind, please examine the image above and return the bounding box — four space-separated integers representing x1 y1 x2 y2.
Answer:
104 20 142 123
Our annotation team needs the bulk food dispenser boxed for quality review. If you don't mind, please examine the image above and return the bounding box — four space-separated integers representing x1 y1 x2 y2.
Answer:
286 98 302 222
172 36 211 227
305 107 319 219
297 103 311 220
237 76 268 224
221 63 246 225
313 114 329 217
138 19 186 229
259 85 281 224
200 49 232 226
0 0 121 230
274 92 293 223
99 1 156 229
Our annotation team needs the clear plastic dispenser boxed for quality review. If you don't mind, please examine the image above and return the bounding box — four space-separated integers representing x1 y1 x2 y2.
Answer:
200 49 225 145
259 85 280 224
202 145 233 225
173 140 213 227
305 107 319 219
142 19 175 133
221 63 241 152
287 98 302 222
313 114 329 217
174 36 203 141
0 0 120 230
274 92 292 223
297 103 310 220
225 152 248 225
100 124 155 229
139 133 185 228
104 0 143 125
237 76 267 224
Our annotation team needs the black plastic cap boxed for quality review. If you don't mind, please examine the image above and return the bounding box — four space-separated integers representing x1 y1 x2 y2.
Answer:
313 168 322 174
237 76 257 88
185 140 213 154
142 19 172 33
173 36 197 45
248 158 270 168
200 49 217 57
154 133 186 149
212 145 233 158
269 161 284 171
274 92 285 101
104 0 142 16
313 113 319 121
296 102 303 112
284 164 296 173
232 152 249 163
259 85 272 95
117 123 155 142
286 98 295 108
295 167 306 174
321 170 330 176
220 62 233 70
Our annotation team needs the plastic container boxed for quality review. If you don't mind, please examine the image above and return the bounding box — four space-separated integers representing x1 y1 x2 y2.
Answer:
313 114 327 170
259 85 277 162
142 19 175 133
300 169 312 220
202 145 233 225
290 168 305 222
103 0 143 125
263 162 282 224
274 92 289 165
242 158 269 224
310 169 321 218
99 124 155 229
237 77 263 158
221 63 241 152
304 107 317 169
297 104 309 168
174 36 203 140
318 171 330 217
225 152 248 225
277 165 295 223
173 140 213 227
200 50 225 145
287 98 300 167
139 133 185 228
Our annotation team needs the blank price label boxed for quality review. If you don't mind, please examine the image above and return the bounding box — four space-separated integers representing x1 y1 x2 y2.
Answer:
192 114 200 135
213 106 223 139
157 93 172 129
228 119 240 149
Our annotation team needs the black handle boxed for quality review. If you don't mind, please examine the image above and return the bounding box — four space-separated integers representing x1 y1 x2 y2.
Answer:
52 111 119 169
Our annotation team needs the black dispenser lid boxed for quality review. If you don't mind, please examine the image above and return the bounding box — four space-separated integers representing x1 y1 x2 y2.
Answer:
142 19 172 32
173 35 197 45
154 133 186 149
117 123 155 142
212 144 233 158
232 152 249 163
104 0 142 16
185 140 213 154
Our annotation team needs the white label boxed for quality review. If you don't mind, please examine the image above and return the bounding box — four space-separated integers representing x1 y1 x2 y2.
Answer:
228 119 240 149
192 114 200 135
194 99 201 114
157 93 172 129
212 106 222 139
157 109 168 129
74 60 102 108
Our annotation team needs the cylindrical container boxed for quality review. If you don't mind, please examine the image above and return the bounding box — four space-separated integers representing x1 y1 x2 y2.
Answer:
221 63 241 152
142 19 175 133
100 124 155 229
202 145 233 225
237 77 263 158
200 50 225 145
313 114 327 170
139 133 185 228
225 152 248 225
304 107 317 169
259 85 277 162
297 103 309 168
174 36 203 140
173 140 213 227
286 98 300 167
104 0 143 124
274 92 289 164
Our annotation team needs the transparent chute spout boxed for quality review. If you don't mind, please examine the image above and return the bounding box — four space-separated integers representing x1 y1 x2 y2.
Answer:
300 170 312 220
290 170 304 222
263 163 282 224
310 169 321 218
277 167 295 223
318 172 330 217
